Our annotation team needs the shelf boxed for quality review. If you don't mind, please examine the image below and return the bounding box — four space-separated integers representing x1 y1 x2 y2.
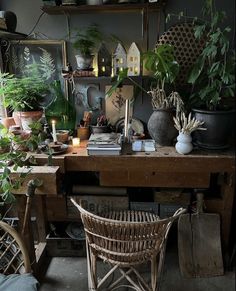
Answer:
41 2 165 15
0 29 27 40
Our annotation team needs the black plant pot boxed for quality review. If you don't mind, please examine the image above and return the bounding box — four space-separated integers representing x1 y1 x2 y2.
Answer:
192 108 235 150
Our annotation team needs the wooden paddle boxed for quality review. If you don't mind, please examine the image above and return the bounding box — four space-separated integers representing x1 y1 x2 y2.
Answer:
178 192 224 277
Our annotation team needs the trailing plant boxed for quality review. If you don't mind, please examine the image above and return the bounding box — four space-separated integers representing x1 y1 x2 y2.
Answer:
106 44 184 113
173 112 206 134
0 64 50 112
0 124 37 207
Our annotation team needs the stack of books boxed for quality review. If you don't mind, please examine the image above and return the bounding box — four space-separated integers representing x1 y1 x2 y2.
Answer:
87 133 122 156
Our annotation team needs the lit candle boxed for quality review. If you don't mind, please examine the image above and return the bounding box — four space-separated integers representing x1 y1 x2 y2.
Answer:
72 137 80 147
51 120 57 143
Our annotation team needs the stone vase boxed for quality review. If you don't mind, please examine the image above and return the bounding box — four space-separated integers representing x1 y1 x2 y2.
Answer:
175 132 193 155
147 109 177 146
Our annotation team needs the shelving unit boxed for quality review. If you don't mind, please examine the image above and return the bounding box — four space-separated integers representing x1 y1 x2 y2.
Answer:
41 2 166 15
0 29 27 40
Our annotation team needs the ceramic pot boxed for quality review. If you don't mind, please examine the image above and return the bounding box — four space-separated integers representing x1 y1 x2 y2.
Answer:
192 108 235 149
90 125 109 134
147 109 177 146
14 111 43 131
75 54 94 70
175 132 193 155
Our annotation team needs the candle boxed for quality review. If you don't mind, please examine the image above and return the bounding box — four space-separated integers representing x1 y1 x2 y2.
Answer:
72 137 80 147
51 120 57 143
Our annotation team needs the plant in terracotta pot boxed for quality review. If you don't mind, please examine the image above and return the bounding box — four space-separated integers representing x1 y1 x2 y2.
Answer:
106 44 184 146
0 64 50 131
185 0 235 149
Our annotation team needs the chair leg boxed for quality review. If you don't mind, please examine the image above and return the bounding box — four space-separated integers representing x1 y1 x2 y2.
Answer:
86 241 97 291
151 257 157 291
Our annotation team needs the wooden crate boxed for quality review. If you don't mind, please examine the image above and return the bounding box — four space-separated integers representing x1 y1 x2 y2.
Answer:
130 202 159 215
153 188 191 205
46 196 67 220
46 234 86 257
67 195 129 218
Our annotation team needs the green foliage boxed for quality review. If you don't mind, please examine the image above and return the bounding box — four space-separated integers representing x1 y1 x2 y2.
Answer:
0 123 39 207
73 24 104 56
187 0 235 110
0 64 50 112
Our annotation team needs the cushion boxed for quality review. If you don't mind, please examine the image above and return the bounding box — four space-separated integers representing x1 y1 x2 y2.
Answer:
0 273 39 291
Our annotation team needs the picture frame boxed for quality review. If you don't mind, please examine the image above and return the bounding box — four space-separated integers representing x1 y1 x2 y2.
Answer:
9 39 68 102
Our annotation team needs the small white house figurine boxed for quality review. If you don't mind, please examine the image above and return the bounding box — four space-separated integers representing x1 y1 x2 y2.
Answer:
127 42 141 76
97 43 111 77
113 43 127 76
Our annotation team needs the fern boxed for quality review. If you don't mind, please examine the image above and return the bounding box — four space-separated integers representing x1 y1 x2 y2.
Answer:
39 47 56 80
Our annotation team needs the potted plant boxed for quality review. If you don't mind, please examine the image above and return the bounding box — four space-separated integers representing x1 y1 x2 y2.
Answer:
0 65 50 131
91 113 110 134
173 112 206 154
73 24 104 70
106 44 184 146
186 0 235 149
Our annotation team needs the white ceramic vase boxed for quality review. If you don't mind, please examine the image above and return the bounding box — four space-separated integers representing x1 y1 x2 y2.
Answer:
175 132 193 155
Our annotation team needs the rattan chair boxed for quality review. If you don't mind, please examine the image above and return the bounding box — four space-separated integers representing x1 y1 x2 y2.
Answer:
71 198 186 291
0 220 31 275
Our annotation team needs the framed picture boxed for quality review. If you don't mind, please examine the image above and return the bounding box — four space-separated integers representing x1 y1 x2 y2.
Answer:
9 39 68 102
105 85 134 126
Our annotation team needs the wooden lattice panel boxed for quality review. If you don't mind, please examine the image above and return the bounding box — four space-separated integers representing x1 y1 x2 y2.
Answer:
156 22 206 84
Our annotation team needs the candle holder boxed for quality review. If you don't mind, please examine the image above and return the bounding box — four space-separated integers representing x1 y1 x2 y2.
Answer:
72 137 80 147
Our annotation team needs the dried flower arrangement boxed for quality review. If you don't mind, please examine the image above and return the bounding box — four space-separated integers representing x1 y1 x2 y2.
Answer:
173 112 206 134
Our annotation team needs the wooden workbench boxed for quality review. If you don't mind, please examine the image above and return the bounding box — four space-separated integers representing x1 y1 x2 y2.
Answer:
15 141 235 269
35 141 235 244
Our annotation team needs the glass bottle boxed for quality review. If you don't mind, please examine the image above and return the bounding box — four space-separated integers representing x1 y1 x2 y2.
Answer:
45 80 76 132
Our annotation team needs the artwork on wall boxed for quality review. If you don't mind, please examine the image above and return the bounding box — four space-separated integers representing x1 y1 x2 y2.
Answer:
9 40 68 104
75 83 103 125
105 85 134 126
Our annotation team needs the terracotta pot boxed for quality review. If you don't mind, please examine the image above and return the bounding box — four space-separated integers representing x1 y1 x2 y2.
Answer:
1 117 16 129
13 111 43 130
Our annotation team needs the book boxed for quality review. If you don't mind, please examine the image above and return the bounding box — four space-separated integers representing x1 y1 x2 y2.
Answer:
87 133 122 155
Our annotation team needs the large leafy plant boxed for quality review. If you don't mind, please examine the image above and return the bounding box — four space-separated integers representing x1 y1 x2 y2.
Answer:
187 0 235 110
106 44 184 112
0 64 50 112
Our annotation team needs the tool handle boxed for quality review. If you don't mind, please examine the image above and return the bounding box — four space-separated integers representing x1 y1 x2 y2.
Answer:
196 192 204 214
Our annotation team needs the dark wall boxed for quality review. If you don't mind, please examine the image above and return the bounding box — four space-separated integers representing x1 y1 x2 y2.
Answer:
1 0 235 124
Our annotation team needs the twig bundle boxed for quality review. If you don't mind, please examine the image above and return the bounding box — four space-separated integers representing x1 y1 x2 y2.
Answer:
173 112 206 134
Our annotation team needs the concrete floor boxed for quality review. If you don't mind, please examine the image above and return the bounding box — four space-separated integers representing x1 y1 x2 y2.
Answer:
39 245 235 291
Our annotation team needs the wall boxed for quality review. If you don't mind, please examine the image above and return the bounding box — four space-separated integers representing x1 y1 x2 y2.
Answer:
1 0 235 124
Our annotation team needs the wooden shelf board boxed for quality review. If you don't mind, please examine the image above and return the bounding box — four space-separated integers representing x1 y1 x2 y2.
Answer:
0 29 27 39
41 3 164 15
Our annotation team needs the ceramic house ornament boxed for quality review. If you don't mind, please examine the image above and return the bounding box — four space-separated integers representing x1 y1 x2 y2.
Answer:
127 42 141 76
113 43 127 76
97 43 112 77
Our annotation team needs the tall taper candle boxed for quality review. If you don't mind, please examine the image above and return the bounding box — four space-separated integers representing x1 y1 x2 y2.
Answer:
51 120 57 143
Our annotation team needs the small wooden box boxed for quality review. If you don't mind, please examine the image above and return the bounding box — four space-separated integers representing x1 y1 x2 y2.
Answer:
46 234 86 257
153 188 191 205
